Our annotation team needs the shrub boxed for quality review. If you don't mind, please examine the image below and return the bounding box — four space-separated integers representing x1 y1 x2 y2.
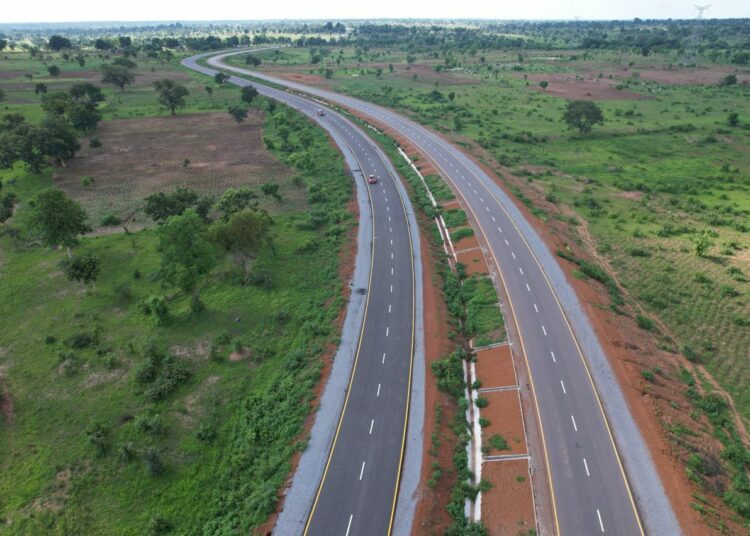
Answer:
489 434 510 451
86 422 109 457
44 335 57 345
116 442 136 463
474 396 488 408
89 137 102 148
636 315 655 331
720 285 739 298
148 516 173 535
478 417 490 428
143 448 164 476
100 214 121 226
80 175 94 187
66 331 97 349
640 370 655 382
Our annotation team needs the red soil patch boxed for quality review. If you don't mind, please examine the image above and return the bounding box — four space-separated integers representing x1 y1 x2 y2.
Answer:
456 248 488 276
410 230 457 535
475 346 516 388
452 234 480 251
522 72 651 100
440 200 462 210
481 460 536 536
481 390 527 456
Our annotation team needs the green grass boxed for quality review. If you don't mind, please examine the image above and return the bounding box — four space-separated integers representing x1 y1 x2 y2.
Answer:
0 79 353 532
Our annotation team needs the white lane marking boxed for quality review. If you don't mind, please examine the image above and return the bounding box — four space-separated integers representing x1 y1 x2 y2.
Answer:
560 380 567 394
504 239 509 246
377 383 381 397
542 325 547 336
391 267 394 275
511 252 516 260
386 326 389 337
359 461 366 480
391 252 394 260
382 352 386 364
473 189 478 194
369 419 374 434
385 197 388 203
597 509 604 532
390 239 393 246
387 206 389 212
519 267 524 275
492 216 496 222
583 457 590 477
571 415 578 432
550 351 556 362
388 304 392 313
346 514 354 536
389 227 392 233
498 226 503 233
390 284 393 293
480 197 484 203
526 283 531 292
533 303 539 313
485 207 490 212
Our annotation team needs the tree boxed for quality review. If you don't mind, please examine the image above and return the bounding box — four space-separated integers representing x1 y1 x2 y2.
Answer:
720 74 737 87
215 187 257 218
692 231 713 257
47 65 61 77
204 86 213 99
157 209 215 292
101 64 134 92
240 85 258 105
539 81 549 90
261 182 281 200
65 254 101 291
0 89 4 103
112 57 137 69
244 55 261 67
210 208 272 275
29 188 88 256
0 39 7 52
152 79 189 115
94 38 112 51
117 36 132 49
727 112 740 127
35 83 48 95
562 100 604 134
214 72 230 85
228 104 248 123
47 35 72 51
144 188 204 223
33 116 80 166
70 82 104 104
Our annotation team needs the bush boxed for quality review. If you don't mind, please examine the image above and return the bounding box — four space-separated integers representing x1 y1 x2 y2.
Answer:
474 396 488 408
640 370 655 382
86 422 109 457
143 448 164 476
80 175 94 187
636 315 655 331
489 434 509 451
148 516 173 535
66 331 97 349
89 137 102 148
100 214 121 226
140 295 171 325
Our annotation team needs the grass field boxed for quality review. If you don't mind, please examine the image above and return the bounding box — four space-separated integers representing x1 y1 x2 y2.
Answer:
234 44 750 524
0 48 354 533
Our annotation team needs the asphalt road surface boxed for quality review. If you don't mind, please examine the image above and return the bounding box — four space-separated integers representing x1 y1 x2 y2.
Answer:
182 52 417 535
203 50 651 535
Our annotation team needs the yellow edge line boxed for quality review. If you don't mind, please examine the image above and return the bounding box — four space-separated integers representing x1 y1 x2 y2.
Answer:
303 118 378 535
455 152 645 536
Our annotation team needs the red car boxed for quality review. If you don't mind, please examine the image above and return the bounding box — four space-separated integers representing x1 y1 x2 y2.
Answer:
368 175 378 184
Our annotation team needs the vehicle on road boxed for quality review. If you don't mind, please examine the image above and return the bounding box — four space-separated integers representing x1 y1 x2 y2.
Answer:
317 109 325 116
368 174 378 184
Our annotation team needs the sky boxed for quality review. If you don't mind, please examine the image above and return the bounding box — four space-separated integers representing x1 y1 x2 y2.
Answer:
1 0 748 24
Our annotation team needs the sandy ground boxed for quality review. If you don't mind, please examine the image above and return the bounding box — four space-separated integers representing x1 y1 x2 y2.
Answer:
475 346 516 388
481 460 536 535
55 112 294 225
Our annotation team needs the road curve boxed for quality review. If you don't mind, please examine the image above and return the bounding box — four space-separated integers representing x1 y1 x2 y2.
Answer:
204 50 681 535
182 52 420 535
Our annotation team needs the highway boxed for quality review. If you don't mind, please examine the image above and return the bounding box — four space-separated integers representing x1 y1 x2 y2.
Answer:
181 53 418 535
203 50 655 535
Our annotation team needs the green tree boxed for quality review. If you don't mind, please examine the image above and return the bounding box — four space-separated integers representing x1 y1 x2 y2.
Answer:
47 35 72 51
240 85 258 105
29 188 88 257
34 83 48 95
215 187 257 218
33 116 80 166
144 188 205 223
70 82 104 104
47 65 60 77
0 89 4 103
562 100 604 134
727 112 740 127
204 86 213 99
214 72 230 85
228 104 248 123
210 208 272 275
65 254 101 291
261 182 281 200
157 209 215 292
720 74 737 87
112 57 137 69
692 231 713 257
101 64 135 92
539 80 549 90
152 79 189 115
